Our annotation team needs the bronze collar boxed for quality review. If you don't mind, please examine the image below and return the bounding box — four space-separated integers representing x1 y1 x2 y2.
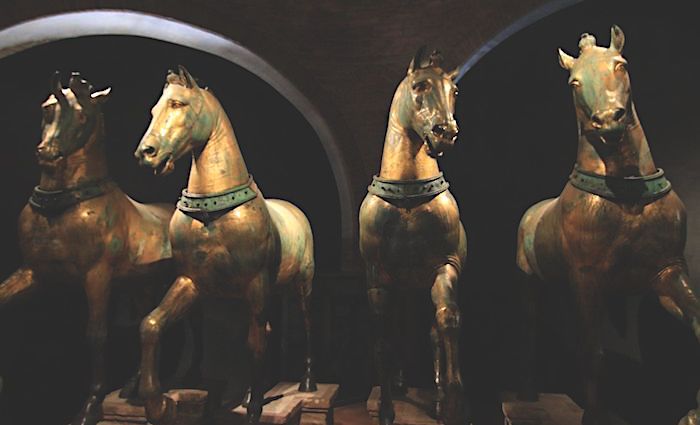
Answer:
569 165 672 201
29 178 115 213
368 172 449 200
177 175 257 217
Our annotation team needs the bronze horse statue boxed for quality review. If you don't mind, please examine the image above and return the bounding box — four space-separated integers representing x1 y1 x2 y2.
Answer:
0 72 174 425
359 48 467 425
516 26 700 425
133 66 317 424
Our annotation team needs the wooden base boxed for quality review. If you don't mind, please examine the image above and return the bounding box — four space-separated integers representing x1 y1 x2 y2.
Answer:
99 389 207 425
227 382 339 425
501 393 631 425
501 393 583 425
366 387 439 425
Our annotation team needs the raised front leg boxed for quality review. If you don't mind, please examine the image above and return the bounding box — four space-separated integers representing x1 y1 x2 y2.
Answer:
367 271 395 425
139 276 199 424
297 277 317 392
72 262 112 425
0 268 38 306
246 274 271 425
652 263 700 425
431 264 466 425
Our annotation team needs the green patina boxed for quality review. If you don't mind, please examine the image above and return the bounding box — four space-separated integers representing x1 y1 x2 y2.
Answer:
569 165 672 201
367 172 449 200
29 179 115 213
177 175 257 214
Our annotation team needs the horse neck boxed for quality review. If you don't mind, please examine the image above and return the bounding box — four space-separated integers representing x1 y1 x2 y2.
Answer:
576 104 656 177
378 98 440 180
187 103 250 194
39 118 109 191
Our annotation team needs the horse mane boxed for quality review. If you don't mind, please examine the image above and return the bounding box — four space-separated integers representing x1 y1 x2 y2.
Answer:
166 69 210 92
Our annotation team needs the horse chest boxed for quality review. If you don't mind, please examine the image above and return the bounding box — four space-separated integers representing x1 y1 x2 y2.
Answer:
360 193 462 276
18 203 108 279
170 209 275 295
559 191 685 275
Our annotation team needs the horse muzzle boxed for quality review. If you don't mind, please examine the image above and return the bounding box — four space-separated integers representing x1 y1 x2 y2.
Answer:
424 123 458 158
135 140 175 176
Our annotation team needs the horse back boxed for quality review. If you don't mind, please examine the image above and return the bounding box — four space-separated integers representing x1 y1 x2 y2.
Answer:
123 197 174 265
266 199 314 289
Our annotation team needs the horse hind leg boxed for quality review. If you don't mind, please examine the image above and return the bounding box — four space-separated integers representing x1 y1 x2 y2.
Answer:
297 274 317 392
652 263 700 424
368 277 395 425
431 264 468 425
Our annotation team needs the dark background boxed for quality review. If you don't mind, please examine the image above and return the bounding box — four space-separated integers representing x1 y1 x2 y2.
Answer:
0 0 699 424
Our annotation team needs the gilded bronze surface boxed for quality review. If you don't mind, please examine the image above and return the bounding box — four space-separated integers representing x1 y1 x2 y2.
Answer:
515 27 700 425
0 72 174 425
359 48 467 425
134 67 316 425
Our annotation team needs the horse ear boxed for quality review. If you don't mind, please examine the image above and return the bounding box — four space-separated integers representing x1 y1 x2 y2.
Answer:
90 87 111 104
610 24 625 53
50 71 68 106
408 45 427 74
446 67 460 81
178 65 199 89
558 48 575 70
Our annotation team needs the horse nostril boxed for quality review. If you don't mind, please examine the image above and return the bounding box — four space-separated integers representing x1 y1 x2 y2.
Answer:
613 108 626 121
141 145 157 157
591 114 604 128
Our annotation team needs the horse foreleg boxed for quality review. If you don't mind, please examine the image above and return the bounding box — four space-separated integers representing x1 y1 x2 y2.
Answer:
574 278 609 425
246 275 271 425
0 268 37 306
71 263 112 425
517 270 541 402
139 276 199 425
652 263 700 425
392 292 408 396
368 275 395 425
431 264 466 425
430 322 444 418
297 276 317 392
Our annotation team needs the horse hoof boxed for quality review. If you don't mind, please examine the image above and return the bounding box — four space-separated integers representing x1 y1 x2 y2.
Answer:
431 399 443 419
119 372 140 400
298 374 318 392
144 394 177 425
679 409 699 425
70 394 103 425
378 402 395 425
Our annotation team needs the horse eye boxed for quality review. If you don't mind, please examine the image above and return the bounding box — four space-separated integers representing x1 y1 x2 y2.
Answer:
615 62 627 72
169 99 187 109
569 79 581 88
412 81 431 92
453 90 459 97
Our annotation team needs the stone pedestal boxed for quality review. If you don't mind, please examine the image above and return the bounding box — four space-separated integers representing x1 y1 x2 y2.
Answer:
366 387 439 425
501 393 583 425
99 389 207 425
227 382 339 425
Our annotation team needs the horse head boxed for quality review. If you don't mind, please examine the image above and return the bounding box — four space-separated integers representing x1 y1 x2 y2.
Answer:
37 72 110 169
135 66 215 176
393 47 459 158
559 25 632 145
